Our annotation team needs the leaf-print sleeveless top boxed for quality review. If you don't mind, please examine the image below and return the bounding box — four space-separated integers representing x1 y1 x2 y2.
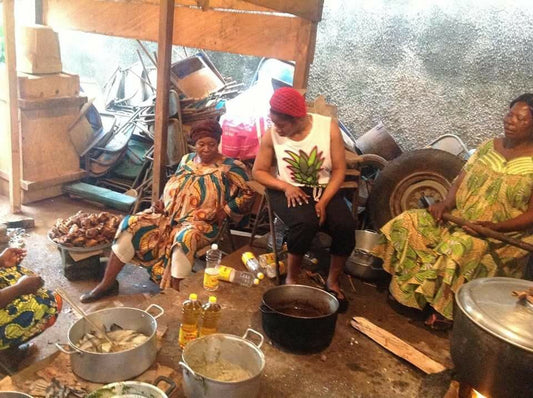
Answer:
455 138 533 224
271 113 332 187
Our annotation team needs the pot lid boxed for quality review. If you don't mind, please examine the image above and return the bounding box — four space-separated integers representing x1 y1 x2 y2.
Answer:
455 277 533 352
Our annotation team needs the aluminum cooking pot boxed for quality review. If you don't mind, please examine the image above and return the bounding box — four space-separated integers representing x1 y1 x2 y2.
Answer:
86 376 176 398
180 329 265 398
260 284 338 353
57 304 164 383
0 393 33 398
451 277 533 398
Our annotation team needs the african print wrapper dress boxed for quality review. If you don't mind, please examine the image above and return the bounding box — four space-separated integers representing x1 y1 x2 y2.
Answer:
0 266 62 350
116 153 254 283
373 139 533 319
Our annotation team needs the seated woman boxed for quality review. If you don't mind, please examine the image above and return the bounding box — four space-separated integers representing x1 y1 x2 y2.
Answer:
373 93 533 328
0 248 62 362
80 119 255 303
252 87 356 312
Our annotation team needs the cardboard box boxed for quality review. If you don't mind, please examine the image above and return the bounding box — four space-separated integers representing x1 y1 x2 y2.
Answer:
17 25 62 74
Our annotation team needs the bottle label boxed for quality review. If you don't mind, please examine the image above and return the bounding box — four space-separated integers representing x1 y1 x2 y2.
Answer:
203 268 219 291
258 253 285 278
217 265 233 281
179 323 198 347
200 326 217 336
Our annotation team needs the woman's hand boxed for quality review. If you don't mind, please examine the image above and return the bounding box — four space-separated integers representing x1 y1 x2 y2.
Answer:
315 200 327 226
15 275 44 295
0 248 27 268
284 185 310 208
428 201 452 223
151 200 165 214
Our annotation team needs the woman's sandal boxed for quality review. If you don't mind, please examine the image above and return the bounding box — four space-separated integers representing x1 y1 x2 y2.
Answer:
325 285 349 313
80 280 120 303
424 312 453 331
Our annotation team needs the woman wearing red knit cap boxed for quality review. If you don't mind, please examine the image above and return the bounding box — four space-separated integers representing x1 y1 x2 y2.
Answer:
253 87 355 312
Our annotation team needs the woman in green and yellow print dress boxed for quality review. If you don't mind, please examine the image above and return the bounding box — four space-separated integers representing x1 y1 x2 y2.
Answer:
0 248 62 351
373 94 533 326
81 119 255 303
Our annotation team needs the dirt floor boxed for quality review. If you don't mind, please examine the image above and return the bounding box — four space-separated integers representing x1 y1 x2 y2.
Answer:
0 194 454 397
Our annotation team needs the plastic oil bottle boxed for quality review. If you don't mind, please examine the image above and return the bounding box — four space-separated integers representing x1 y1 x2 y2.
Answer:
203 243 222 291
241 252 265 279
217 265 256 287
178 293 203 348
200 296 222 336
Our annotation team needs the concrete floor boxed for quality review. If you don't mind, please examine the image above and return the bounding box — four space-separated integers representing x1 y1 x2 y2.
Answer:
0 194 453 397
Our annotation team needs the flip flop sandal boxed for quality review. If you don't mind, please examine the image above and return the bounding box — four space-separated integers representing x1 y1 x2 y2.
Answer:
325 285 349 313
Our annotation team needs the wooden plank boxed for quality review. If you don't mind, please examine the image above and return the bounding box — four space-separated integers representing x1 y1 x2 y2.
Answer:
2 0 22 213
242 0 324 21
351 317 448 374
20 169 87 191
152 0 174 200
138 0 276 12
43 0 308 61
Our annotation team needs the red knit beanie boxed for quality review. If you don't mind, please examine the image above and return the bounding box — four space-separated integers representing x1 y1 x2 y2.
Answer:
269 87 307 118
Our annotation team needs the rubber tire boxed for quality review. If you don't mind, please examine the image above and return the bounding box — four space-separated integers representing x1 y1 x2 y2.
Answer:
367 148 465 229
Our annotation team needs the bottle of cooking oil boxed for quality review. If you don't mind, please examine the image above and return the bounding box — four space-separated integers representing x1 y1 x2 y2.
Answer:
200 296 222 336
178 293 203 348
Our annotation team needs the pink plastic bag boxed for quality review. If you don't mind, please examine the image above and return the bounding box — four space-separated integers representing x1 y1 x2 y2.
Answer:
220 83 273 160
220 117 268 160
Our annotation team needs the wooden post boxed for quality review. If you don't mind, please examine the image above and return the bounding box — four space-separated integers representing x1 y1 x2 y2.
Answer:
152 0 174 201
293 19 317 89
3 0 22 213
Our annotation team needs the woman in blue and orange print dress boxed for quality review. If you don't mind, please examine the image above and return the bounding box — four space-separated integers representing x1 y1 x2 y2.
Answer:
373 93 533 328
80 119 255 303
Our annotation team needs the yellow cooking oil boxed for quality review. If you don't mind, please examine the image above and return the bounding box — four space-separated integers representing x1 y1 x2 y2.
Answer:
178 293 203 348
200 296 222 337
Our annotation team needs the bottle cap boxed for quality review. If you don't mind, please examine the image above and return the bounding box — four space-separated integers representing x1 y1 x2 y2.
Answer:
253 278 260 286
189 293 198 300
241 251 256 263
208 296 217 303
211 243 218 250
257 272 265 280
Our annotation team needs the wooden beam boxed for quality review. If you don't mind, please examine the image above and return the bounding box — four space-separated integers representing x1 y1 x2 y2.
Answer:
43 0 309 62
2 1 22 213
152 0 174 200
242 0 324 22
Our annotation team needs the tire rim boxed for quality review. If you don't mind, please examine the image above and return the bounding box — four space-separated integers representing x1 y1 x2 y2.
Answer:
389 172 452 217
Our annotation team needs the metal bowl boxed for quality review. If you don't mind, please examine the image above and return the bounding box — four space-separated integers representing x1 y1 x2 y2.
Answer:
345 249 386 281
0 393 33 398
355 230 381 253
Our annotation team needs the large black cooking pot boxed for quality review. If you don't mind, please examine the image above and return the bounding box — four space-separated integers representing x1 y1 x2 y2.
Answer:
260 285 339 354
451 277 533 398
